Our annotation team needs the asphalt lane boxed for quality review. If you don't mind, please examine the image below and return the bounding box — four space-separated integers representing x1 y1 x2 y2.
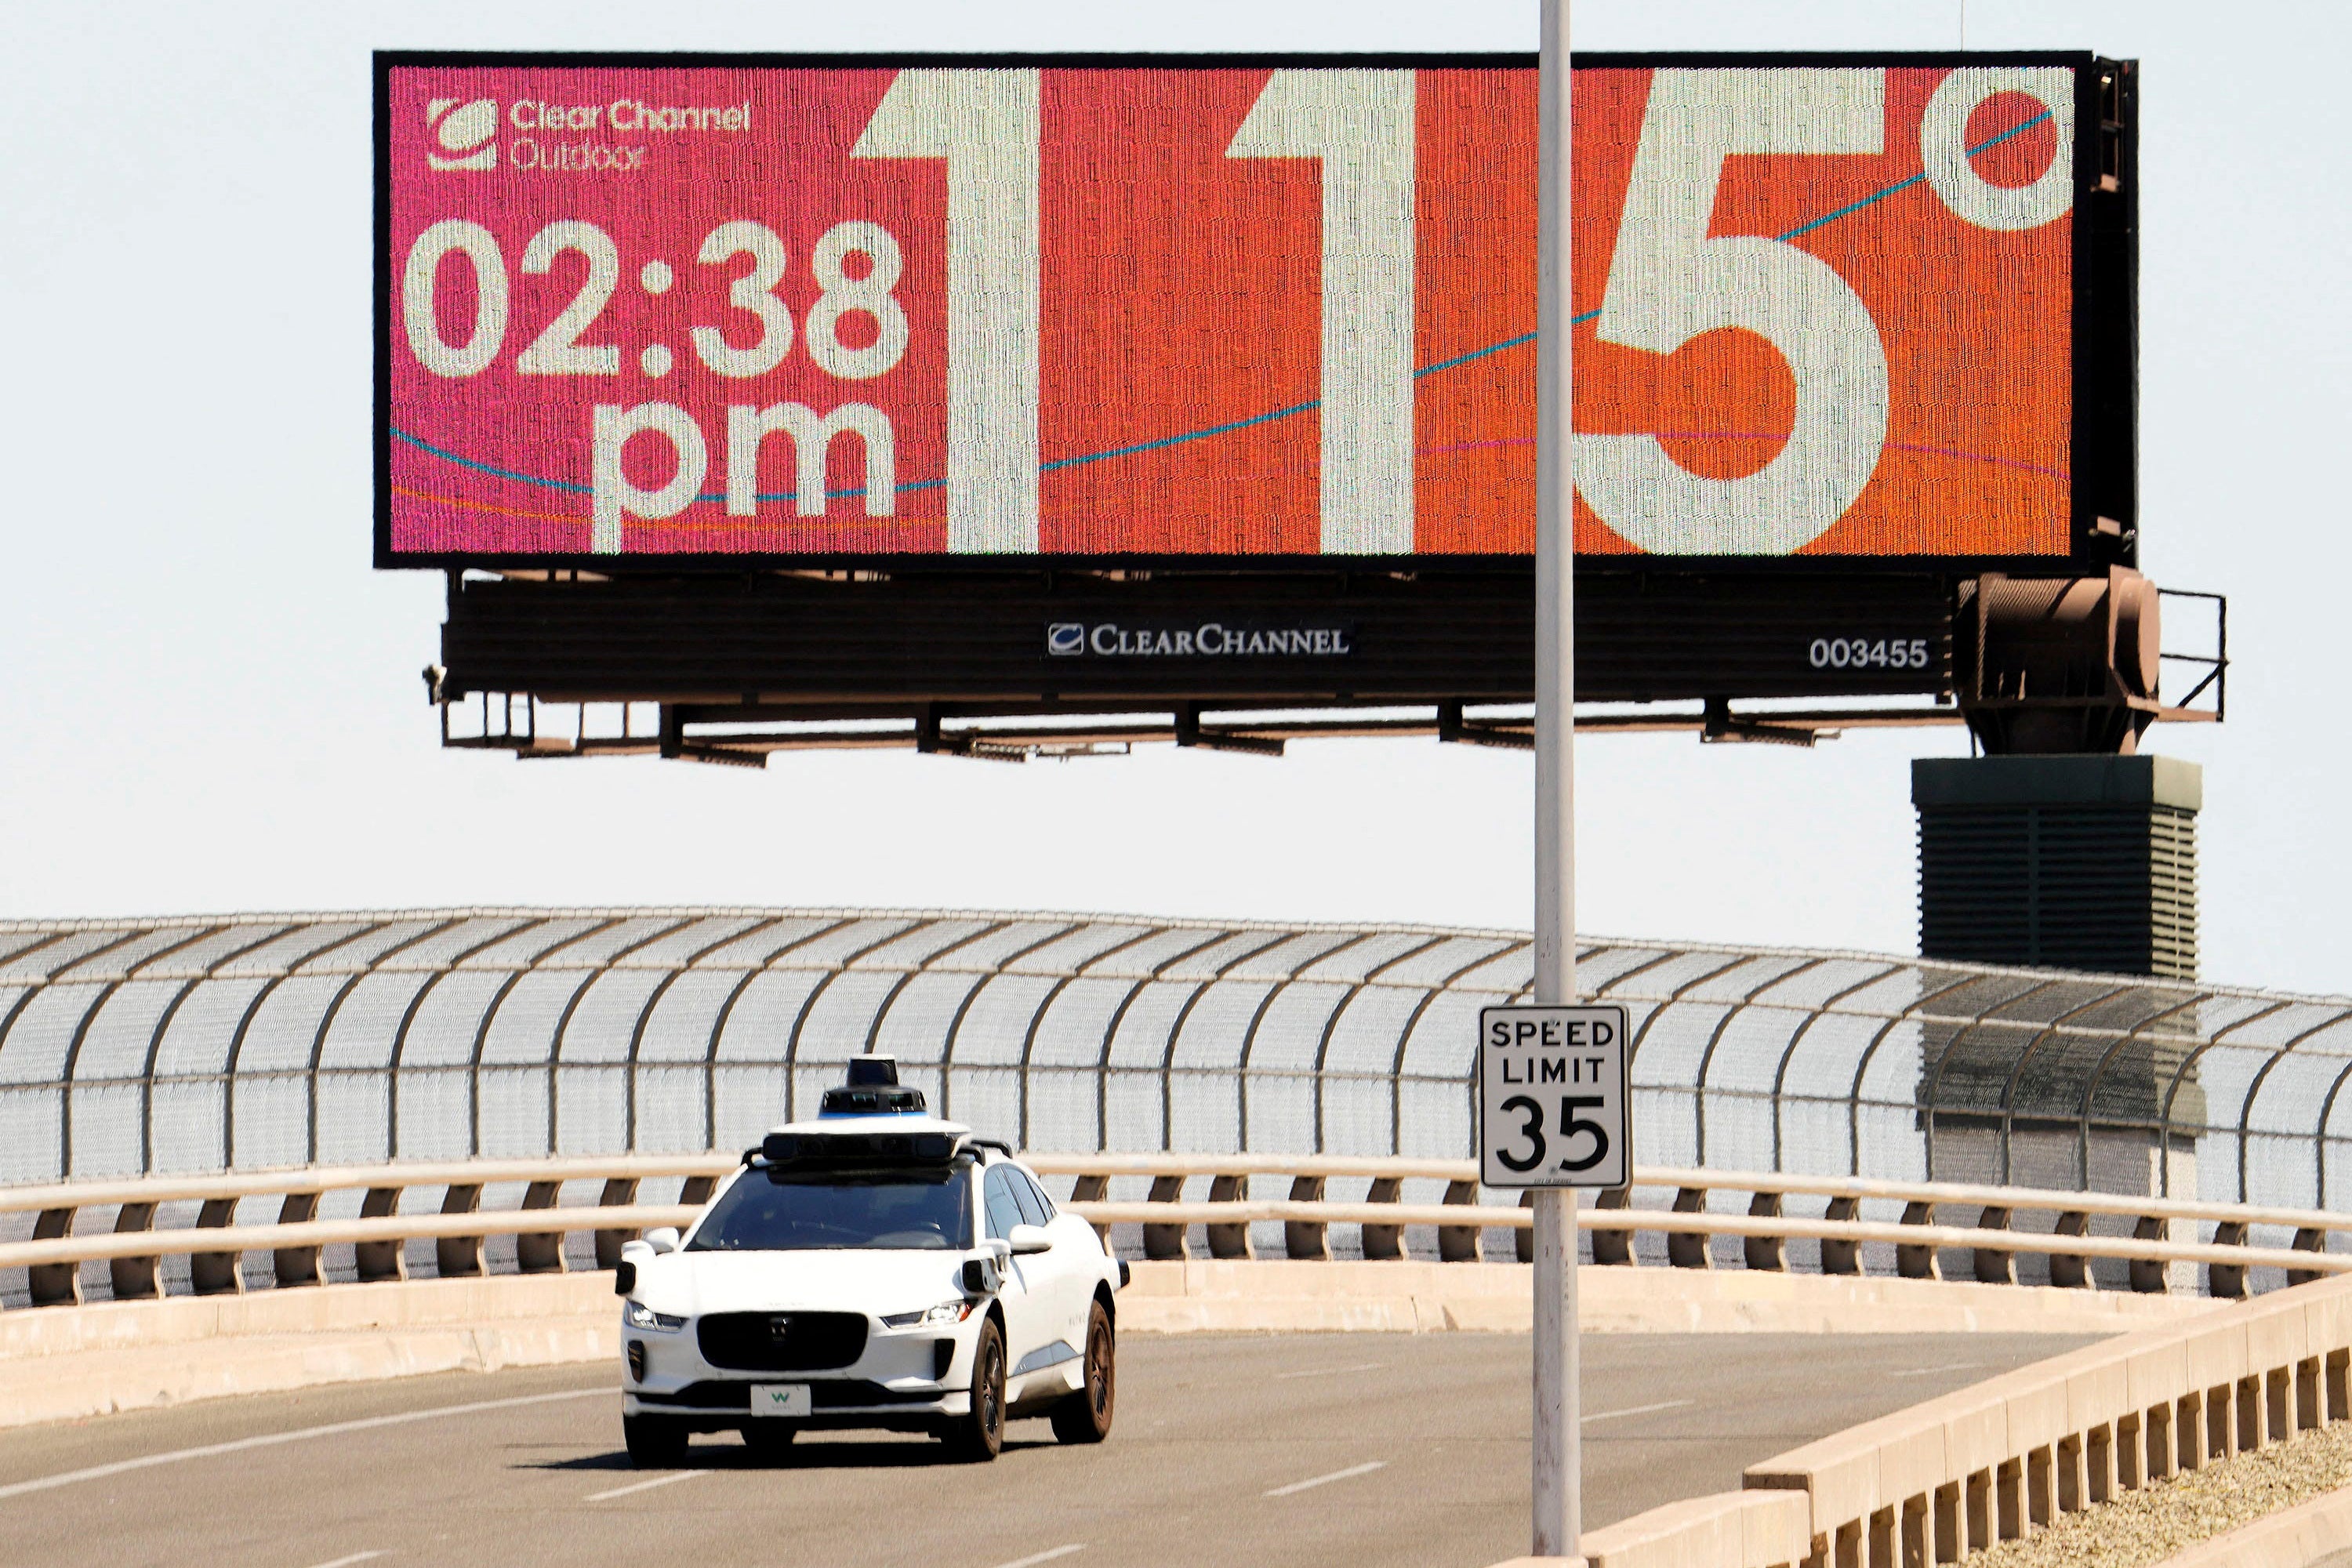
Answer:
0 1331 2094 1568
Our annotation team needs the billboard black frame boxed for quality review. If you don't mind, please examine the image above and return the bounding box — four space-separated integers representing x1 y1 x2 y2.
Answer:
373 49 2137 579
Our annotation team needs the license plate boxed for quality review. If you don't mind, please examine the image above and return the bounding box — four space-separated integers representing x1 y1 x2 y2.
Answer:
750 1383 811 1417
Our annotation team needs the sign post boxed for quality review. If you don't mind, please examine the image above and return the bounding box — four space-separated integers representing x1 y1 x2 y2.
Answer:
1479 1001 1627 1562
1531 0 1577 1557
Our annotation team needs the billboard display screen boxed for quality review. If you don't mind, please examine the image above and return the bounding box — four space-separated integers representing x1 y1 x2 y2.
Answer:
378 53 2126 568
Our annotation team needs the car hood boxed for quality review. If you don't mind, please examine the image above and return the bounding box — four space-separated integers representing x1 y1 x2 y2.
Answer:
636 1247 971 1318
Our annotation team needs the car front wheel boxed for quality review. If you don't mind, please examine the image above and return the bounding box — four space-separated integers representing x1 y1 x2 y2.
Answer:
946 1318 1006 1462
1049 1299 1116 1444
623 1412 689 1468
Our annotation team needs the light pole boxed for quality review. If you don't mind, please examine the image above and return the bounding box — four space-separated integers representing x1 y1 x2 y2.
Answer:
1531 0 1578 1558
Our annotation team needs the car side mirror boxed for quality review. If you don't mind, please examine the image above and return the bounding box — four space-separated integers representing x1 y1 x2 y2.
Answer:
616 1237 657 1296
1008 1223 1053 1257
644 1227 681 1255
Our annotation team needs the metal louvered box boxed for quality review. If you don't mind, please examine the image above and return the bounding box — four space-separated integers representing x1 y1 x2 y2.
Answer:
1914 756 2201 980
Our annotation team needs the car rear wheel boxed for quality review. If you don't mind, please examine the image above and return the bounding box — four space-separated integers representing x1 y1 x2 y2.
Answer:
622 1413 689 1468
946 1318 1006 1462
1050 1300 1116 1444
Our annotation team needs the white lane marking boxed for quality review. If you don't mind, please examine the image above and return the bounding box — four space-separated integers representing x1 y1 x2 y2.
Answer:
0 1386 608 1504
305 1554 389 1568
1582 1399 1693 1425
988 1547 1087 1568
585 1468 710 1503
1275 1363 1383 1381
1891 1362 1982 1379
1264 1460 1387 1497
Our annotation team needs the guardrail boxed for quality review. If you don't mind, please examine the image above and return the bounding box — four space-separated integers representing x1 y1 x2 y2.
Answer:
0 1156 731 1306
5 1152 2352 1308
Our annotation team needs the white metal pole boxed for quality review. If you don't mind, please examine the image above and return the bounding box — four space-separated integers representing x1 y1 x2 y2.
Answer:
1533 0 1578 1559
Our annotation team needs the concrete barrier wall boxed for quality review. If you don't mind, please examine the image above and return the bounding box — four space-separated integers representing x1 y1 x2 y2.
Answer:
1471 1274 2352 1568
0 1258 2209 1433
1129 1259 2209 1337
0 1274 619 1428
1741 1272 2352 1563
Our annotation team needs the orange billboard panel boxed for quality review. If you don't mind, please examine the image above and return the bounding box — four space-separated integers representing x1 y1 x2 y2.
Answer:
379 55 2118 565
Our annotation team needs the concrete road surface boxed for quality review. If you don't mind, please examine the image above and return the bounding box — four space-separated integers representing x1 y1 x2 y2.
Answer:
0 1330 2092 1568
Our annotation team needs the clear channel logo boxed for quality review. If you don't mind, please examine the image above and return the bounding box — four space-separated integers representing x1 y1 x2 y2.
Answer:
1045 621 1353 658
426 98 499 172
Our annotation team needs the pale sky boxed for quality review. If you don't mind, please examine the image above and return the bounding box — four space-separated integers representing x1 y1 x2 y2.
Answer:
0 2 2333 993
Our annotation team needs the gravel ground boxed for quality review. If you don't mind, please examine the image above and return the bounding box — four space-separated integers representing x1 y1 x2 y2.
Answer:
1976 1421 2352 1566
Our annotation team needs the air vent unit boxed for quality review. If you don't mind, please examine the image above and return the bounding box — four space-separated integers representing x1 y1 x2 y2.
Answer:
1914 755 2199 979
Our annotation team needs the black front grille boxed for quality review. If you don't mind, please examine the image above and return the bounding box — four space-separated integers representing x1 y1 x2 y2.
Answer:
641 1381 751 1410
698 1311 868 1372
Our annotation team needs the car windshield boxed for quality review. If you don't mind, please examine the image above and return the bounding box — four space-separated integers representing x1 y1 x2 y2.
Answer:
686 1165 973 1252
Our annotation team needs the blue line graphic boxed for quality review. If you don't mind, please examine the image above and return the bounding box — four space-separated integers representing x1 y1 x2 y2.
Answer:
1779 110 2049 240
1038 397 1323 475
394 110 2058 503
392 423 927 504
1417 332 1538 378
394 428 593 495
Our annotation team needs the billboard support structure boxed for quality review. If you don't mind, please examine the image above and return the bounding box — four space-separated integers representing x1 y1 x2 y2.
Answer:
1532 0 1579 1557
381 50 2184 760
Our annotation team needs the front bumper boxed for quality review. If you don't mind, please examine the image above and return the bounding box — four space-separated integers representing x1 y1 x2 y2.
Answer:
622 1308 978 1429
625 1377 971 1432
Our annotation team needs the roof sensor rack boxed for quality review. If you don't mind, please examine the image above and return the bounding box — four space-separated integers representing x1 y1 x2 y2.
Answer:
820 1054 928 1116
760 1128 960 1167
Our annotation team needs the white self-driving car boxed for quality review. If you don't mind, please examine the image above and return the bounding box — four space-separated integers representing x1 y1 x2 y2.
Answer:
615 1058 1125 1464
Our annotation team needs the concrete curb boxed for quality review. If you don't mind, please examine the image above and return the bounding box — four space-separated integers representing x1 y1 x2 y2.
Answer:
0 1319 615 1428
0 1276 622 1429
0 1261 2214 1432
1118 1260 2219 1338
2152 1479 2352 1567
0 1274 615 1361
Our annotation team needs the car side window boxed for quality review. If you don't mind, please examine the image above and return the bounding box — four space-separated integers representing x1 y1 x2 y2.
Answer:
983 1165 1025 1240
1010 1167 1054 1225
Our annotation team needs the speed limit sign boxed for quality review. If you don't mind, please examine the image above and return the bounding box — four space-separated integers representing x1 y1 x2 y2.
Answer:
1478 1005 1631 1189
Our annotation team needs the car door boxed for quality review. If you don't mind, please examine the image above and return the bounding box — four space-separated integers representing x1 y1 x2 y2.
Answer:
982 1163 1052 1372
1006 1163 1094 1360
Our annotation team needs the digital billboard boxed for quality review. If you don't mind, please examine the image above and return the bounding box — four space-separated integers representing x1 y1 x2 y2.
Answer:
378 53 2131 570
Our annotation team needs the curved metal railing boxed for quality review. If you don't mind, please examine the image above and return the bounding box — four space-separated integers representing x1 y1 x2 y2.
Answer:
5 1153 2348 1310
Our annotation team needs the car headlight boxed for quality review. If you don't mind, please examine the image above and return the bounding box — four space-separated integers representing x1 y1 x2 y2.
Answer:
881 1298 974 1328
624 1301 687 1334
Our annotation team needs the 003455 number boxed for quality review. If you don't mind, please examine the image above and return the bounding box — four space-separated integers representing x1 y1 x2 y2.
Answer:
1492 1094 1612 1176
1809 636 1932 670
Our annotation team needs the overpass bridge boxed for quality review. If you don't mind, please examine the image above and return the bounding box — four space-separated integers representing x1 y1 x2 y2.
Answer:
9 909 2352 1566
5 906 2351 1297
